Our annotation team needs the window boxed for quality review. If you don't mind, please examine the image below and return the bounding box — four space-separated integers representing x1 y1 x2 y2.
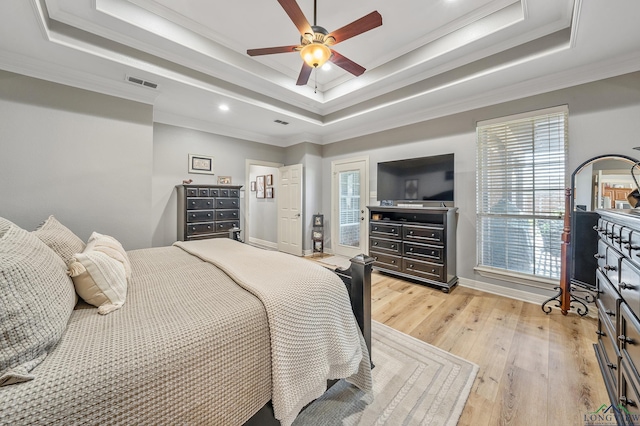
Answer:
476 106 568 281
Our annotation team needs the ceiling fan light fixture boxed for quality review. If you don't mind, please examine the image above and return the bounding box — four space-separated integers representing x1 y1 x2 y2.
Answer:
300 43 331 68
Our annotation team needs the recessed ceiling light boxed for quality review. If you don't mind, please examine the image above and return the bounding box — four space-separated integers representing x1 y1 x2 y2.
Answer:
219 104 229 111
322 63 332 71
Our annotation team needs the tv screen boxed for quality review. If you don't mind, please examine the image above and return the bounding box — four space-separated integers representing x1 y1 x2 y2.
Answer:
377 154 454 202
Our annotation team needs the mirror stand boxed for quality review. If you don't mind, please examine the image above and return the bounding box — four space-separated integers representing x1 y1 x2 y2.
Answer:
541 154 639 316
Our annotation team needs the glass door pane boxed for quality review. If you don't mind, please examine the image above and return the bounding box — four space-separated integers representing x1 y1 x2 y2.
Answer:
339 170 360 247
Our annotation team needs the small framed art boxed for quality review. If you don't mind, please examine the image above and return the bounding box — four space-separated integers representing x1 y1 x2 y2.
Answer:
266 187 274 198
313 214 323 227
250 181 256 191
188 154 214 175
218 176 232 185
266 174 273 186
256 175 265 198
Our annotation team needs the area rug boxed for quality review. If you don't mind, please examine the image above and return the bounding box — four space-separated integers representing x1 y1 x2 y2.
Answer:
294 321 478 426
316 255 352 270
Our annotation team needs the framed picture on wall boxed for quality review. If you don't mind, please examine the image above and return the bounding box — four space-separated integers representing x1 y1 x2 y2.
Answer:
266 187 274 198
266 174 273 186
256 175 265 198
188 154 214 175
250 181 256 191
313 214 324 227
217 176 232 184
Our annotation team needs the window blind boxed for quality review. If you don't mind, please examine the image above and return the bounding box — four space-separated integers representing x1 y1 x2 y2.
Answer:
476 106 568 280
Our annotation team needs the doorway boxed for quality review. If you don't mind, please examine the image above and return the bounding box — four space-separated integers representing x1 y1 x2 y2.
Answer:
245 160 282 249
331 157 369 258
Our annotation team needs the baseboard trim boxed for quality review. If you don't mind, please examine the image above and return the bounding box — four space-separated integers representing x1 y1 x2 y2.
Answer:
248 237 277 250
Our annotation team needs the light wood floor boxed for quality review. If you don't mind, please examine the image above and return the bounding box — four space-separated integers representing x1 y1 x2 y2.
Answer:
367 270 607 426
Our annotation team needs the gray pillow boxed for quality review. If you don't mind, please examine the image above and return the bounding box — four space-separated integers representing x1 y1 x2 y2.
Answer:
32 215 85 265
0 217 76 386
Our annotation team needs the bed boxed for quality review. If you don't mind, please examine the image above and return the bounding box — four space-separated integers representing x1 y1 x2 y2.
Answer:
0 216 373 426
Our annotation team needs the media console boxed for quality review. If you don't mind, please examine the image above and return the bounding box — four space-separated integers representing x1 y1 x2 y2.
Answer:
367 206 458 292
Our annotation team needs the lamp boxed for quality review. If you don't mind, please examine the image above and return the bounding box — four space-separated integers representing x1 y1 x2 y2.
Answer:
628 147 640 207
300 43 331 68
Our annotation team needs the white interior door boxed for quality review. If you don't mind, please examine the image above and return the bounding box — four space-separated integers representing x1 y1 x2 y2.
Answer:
277 164 303 256
331 157 369 258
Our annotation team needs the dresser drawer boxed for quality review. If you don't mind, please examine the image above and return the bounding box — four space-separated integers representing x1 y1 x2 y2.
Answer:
198 188 210 197
606 221 616 245
620 303 640 380
621 259 640 318
619 359 640 421
370 252 401 271
403 225 444 245
402 258 444 282
187 210 214 223
627 230 640 269
215 221 239 232
597 314 620 389
186 187 198 197
597 269 621 329
403 242 443 263
370 237 401 254
216 198 240 208
216 210 239 220
187 198 214 210
604 245 623 286
229 189 240 197
187 222 215 236
370 222 401 238
596 239 608 269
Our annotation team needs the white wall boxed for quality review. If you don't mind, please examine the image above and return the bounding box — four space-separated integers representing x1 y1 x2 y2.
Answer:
152 123 285 247
321 71 640 296
0 70 154 249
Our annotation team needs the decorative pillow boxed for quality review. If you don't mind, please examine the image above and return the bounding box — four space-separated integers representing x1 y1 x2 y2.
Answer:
87 232 132 280
0 217 76 387
68 245 128 315
32 215 85 265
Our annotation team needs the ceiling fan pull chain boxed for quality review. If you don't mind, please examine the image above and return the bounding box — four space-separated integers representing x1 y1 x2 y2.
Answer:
314 66 318 94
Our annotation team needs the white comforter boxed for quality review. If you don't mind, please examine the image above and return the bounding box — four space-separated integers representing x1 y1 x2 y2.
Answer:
174 239 372 426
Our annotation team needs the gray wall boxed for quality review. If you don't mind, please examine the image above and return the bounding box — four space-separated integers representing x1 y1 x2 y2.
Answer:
0 70 154 249
152 123 285 247
321 71 640 296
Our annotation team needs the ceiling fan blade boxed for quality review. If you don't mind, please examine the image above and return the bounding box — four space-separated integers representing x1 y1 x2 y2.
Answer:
247 45 300 56
278 0 313 36
296 63 313 86
329 50 366 76
327 11 382 44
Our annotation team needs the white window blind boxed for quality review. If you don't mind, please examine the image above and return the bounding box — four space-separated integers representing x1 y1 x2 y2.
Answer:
476 106 568 280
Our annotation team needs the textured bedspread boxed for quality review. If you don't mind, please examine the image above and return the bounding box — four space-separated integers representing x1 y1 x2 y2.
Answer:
0 246 272 425
174 239 373 426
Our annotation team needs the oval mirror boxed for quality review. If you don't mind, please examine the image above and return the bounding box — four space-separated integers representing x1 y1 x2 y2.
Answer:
571 154 638 290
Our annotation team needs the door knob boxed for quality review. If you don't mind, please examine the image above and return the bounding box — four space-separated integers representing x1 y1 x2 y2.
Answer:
295 213 301 217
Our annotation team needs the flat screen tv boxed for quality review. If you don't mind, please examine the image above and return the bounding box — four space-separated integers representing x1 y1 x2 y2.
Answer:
377 154 454 202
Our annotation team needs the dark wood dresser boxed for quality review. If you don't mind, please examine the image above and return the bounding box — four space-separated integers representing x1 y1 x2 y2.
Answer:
366 206 457 292
177 184 242 241
595 209 640 423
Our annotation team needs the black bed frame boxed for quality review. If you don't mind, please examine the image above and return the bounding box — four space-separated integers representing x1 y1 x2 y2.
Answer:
243 254 374 426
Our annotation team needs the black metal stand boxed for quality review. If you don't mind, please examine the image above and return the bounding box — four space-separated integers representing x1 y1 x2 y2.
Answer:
541 281 595 317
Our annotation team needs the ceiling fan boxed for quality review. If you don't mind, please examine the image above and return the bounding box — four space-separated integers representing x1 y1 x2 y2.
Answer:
247 0 382 86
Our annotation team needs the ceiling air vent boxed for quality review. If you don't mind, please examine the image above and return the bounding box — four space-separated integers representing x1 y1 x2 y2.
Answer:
274 119 289 125
126 75 158 89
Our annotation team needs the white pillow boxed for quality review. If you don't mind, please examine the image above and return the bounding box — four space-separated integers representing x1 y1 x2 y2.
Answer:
68 248 127 315
87 232 132 280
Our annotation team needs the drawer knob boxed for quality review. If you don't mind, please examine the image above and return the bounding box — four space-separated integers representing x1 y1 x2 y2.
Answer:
620 282 636 291
431 251 435 255
191 227 195 231
220 225 224 228
191 201 196 205
207 226 211 229
374 256 378 260
431 269 436 273
607 362 617 370
233 213 237 217
603 265 617 271
207 214 211 217
618 335 635 344
391 260 396 264
409 247 414 251
374 242 378 246
374 227 378 231
409 264 413 268
409 231 414 235
613 235 621 240
191 214 196 218
605 309 615 317
219 201 223 205
220 213 223 217
207 201 211 205
596 330 606 336
593 254 605 259
233 201 237 205
431 233 435 237
391 244 396 249
620 396 637 407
